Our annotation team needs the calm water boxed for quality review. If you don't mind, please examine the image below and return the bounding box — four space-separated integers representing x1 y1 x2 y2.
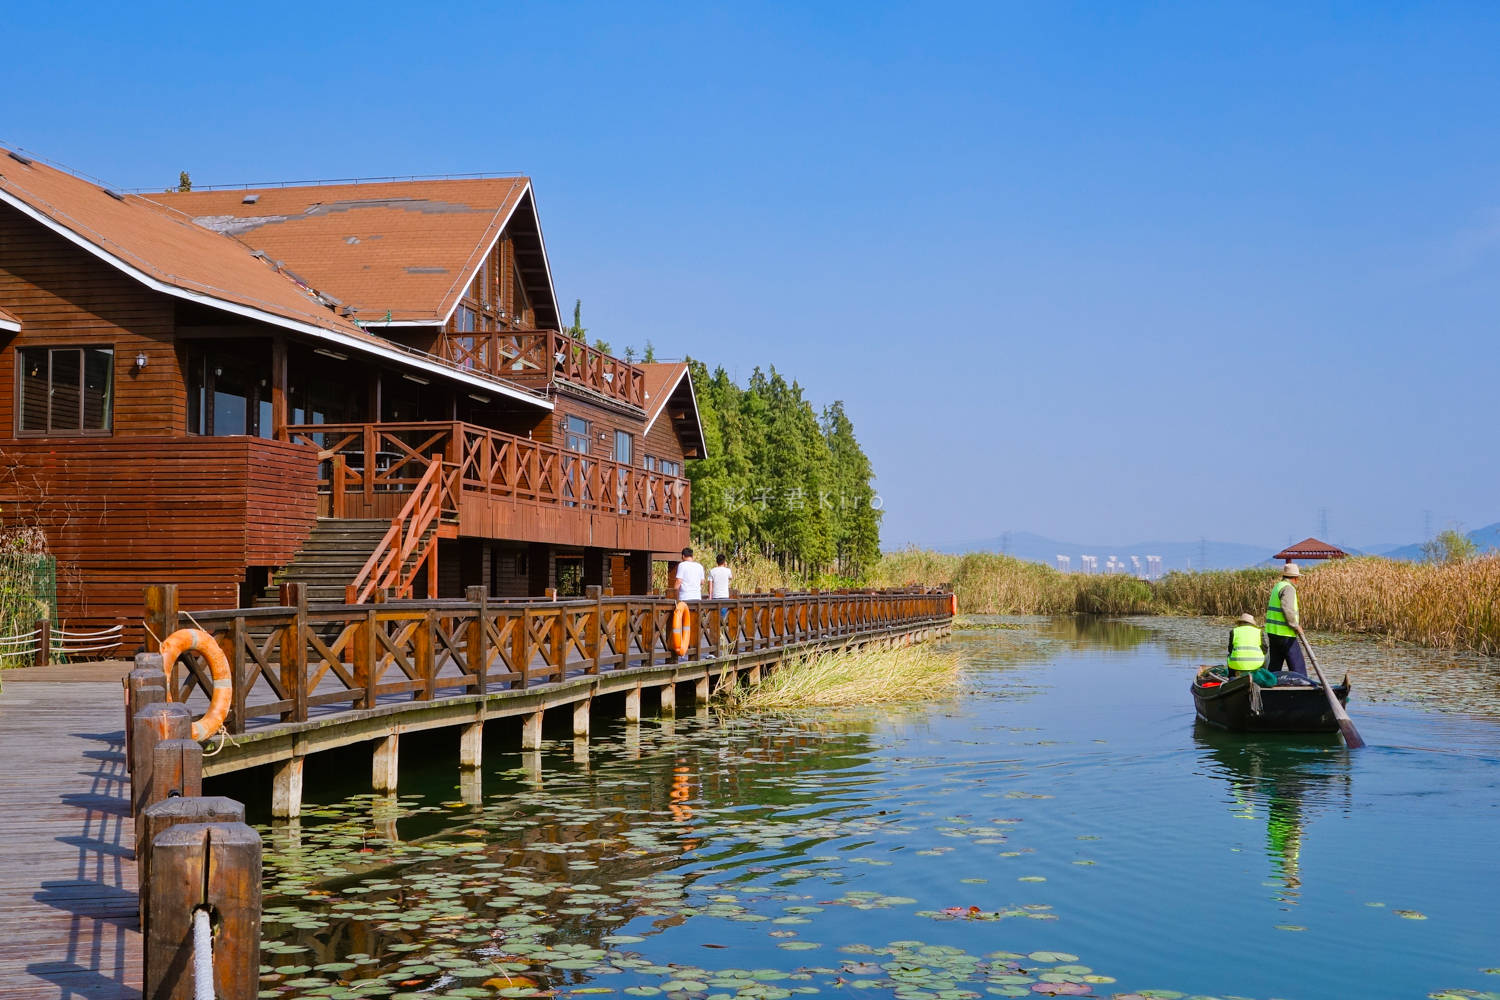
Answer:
245 617 1500 1000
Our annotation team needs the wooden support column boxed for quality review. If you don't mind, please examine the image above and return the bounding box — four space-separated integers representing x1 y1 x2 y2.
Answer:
460 769 483 806
659 682 677 717
270 332 288 440
573 698 591 739
694 676 710 703
583 548 606 592
629 550 652 597
528 542 551 596
460 720 483 770
373 733 399 794
137 795 244 950
145 820 261 1000
625 684 641 723
272 758 304 819
749 664 763 686
131 702 192 821
522 708 544 750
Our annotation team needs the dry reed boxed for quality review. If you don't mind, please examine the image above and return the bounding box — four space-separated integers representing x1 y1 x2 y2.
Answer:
718 642 962 712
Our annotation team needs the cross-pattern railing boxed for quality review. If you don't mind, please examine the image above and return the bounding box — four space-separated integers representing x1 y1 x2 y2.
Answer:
285 421 690 526
439 329 646 407
145 586 952 734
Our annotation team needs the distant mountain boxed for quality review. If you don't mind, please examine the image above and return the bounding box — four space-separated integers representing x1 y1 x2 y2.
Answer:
940 530 1278 573
1377 522 1500 562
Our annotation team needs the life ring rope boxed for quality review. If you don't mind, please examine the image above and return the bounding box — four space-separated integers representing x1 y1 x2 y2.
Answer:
159 627 233 742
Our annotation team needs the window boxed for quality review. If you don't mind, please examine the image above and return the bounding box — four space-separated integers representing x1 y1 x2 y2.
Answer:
643 455 657 473
564 415 590 453
613 431 632 464
655 457 682 477
455 305 477 333
18 346 114 435
613 432 633 512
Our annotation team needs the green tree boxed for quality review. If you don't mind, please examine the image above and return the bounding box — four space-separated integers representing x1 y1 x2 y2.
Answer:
1422 528 1478 564
177 171 192 193
642 340 657 363
566 299 587 340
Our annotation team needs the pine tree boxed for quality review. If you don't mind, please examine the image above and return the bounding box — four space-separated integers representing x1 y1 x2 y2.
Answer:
177 171 192 193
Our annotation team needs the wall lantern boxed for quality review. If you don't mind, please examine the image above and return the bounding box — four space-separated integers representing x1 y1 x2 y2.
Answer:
134 351 148 371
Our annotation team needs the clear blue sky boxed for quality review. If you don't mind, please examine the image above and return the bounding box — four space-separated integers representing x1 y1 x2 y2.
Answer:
5 2 1497 550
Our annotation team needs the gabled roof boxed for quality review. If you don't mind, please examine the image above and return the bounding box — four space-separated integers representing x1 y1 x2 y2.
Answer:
0 148 550 410
0 305 19 333
0 148 370 337
1273 537 1347 560
641 361 707 459
150 178 561 329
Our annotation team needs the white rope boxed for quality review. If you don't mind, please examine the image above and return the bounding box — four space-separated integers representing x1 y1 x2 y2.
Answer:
56 625 123 638
191 906 214 1000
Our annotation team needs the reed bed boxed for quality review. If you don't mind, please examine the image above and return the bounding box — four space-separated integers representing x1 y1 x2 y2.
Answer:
717 642 962 712
873 548 1500 656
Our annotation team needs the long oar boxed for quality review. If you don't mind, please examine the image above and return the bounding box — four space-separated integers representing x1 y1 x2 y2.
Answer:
1298 632 1365 749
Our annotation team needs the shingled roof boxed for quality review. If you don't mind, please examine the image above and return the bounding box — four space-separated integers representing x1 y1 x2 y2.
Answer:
151 178 560 329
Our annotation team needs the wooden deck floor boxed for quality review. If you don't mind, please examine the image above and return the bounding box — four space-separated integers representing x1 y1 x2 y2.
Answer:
0 675 140 999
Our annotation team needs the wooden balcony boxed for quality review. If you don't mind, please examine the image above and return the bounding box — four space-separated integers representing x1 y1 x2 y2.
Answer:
283 420 689 550
440 329 646 408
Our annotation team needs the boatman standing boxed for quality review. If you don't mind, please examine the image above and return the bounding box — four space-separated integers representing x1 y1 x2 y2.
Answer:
1265 562 1308 678
1226 612 1278 687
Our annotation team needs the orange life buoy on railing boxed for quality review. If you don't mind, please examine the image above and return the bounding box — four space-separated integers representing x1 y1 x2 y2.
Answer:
159 628 233 742
670 601 692 657
948 592 958 617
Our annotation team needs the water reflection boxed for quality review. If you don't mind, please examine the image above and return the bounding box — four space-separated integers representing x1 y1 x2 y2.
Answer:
1193 725 1351 901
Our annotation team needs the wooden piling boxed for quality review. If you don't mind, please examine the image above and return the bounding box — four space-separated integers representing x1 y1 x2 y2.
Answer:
125 657 167 774
460 719 483 769
625 685 641 723
660 682 677 717
272 757 304 819
143 584 179 652
373 733 399 793
145 820 261 1000
150 739 203 802
137 795 244 951
522 708 544 750
573 697 591 739
131 702 192 820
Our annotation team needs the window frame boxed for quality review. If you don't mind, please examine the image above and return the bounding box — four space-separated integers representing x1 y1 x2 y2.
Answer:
15 344 116 437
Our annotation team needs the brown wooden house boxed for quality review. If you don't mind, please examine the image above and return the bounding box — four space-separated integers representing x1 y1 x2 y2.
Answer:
0 148 704 635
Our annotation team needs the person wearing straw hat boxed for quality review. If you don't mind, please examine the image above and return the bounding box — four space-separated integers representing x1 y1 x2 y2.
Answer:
1225 612 1278 687
1265 562 1309 679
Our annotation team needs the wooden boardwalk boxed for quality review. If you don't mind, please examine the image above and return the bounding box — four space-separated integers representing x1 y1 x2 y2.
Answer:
0 666 140 1000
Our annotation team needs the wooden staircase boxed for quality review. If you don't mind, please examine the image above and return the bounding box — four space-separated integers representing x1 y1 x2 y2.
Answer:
257 518 436 606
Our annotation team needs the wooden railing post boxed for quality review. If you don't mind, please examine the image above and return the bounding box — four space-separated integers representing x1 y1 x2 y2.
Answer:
417 610 436 700
144 584 179 652
466 586 488 695
279 583 308 723
363 423 377 500
145 819 261 1000
586 585 603 674
515 608 532 689
331 454 347 518
224 620 246 735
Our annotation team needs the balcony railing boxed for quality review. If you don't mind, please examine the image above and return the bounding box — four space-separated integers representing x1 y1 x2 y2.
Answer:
284 420 689 525
440 329 647 408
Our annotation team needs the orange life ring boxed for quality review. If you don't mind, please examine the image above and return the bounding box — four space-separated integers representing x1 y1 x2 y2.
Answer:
670 601 692 657
948 592 958 617
160 628 233 742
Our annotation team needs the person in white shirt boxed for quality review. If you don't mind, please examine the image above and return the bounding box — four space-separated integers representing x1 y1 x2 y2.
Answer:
674 547 705 601
708 554 733 619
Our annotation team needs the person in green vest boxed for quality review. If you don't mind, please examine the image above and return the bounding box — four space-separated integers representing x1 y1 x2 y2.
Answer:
1265 563 1308 678
1226 612 1278 687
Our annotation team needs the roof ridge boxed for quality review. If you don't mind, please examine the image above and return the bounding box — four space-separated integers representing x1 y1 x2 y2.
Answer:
141 172 530 195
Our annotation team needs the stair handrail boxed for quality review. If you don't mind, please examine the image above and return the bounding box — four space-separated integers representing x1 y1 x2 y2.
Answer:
347 455 445 603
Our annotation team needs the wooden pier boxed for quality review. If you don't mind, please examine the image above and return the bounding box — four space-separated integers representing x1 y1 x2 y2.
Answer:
0 586 951 999
0 663 140 999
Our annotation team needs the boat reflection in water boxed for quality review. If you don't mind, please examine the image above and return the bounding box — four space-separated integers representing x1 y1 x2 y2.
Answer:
1194 725 1352 901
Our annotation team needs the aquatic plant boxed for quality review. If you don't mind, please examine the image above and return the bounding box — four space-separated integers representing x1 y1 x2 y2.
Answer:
717 642 961 711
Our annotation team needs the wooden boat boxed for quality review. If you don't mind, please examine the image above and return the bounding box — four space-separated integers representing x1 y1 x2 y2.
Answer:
1191 671 1351 733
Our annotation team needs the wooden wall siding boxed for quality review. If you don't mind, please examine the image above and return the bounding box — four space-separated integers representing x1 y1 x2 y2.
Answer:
455 493 688 552
0 205 187 437
0 437 318 635
644 409 688 468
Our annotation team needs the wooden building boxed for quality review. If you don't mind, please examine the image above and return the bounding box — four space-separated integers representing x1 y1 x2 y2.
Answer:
0 148 704 634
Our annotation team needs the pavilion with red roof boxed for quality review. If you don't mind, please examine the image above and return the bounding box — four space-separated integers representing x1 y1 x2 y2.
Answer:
1272 537 1348 563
